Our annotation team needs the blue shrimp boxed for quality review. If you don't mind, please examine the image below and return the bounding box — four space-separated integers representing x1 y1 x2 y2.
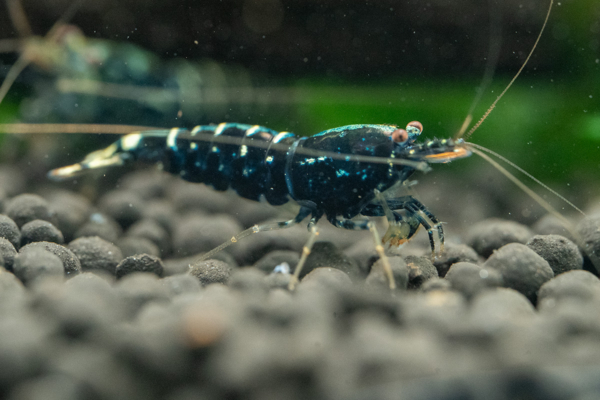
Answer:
48 121 471 289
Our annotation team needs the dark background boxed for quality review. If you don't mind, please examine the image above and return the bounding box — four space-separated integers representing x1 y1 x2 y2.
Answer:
0 0 599 209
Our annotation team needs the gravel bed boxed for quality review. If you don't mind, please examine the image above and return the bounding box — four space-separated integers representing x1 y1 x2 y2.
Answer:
0 166 599 399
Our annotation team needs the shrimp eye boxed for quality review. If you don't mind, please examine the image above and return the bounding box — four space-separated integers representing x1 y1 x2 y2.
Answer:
406 121 423 135
391 129 409 143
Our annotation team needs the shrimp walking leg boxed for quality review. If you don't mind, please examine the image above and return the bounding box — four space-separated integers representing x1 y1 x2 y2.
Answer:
326 213 396 290
196 206 313 264
288 219 320 291
362 196 445 255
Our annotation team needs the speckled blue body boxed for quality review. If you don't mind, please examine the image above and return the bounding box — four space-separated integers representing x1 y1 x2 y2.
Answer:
126 123 416 221
49 121 469 253
289 125 414 218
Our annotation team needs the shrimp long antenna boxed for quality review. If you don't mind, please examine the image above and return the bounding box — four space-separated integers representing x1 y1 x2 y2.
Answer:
469 145 599 273
455 0 502 139
6 0 33 37
0 0 85 106
46 0 85 38
0 56 30 105
0 123 432 171
466 141 586 217
0 123 161 134
457 0 553 141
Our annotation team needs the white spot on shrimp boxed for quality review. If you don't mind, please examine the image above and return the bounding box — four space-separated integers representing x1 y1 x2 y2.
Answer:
167 128 180 151
121 133 142 150
214 123 227 136
246 125 261 136
300 158 316 165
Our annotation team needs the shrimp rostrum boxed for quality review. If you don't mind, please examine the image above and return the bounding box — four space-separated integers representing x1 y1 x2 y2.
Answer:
49 122 471 289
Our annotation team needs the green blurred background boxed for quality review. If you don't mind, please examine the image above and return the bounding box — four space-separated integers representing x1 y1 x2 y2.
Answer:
0 0 598 198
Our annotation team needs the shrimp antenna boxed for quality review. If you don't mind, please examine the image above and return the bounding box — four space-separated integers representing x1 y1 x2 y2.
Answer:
455 0 503 139
467 143 599 273
6 0 33 37
0 0 85 105
0 123 161 134
456 0 553 141
46 0 85 38
0 123 432 172
466 141 585 217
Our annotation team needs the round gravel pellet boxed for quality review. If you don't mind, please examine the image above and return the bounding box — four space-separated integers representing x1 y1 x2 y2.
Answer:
98 190 145 229
0 314 52 386
538 270 600 305
365 256 408 290
118 236 161 258
470 288 536 326
12 247 64 285
533 214 573 240
445 262 503 300
74 213 123 243
115 273 170 317
0 267 25 303
298 267 352 291
47 191 92 242
68 236 123 275
20 219 64 246
141 200 176 234
484 243 554 303
466 219 533 258
229 268 268 294
0 237 18 270
264 271 292 290
302 242 361 280
576 215 600 272
432 243 479 277
161 274 201 297
20 242 81 276
526 234 583 276
127 219 170 256
5 194 56 228
0 214 20 249
344 237 378 275
420 277 452 292
253 250 300 275
115 254 164 279
404 256 438 289
172 214 242 257
188 259 232 286
163 251 238 277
